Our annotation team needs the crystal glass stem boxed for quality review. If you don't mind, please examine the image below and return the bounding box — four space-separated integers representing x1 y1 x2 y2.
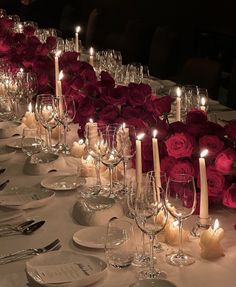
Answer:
108 165 113 197
123 158 128 191
95 157 102 187
149 235 155 275
177 219 184 257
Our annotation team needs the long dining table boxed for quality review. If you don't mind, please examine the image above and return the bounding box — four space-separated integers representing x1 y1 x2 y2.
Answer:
0 101 236 287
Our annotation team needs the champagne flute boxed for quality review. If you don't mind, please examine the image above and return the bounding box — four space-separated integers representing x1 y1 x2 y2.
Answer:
135 171 168 279
164 174 197 266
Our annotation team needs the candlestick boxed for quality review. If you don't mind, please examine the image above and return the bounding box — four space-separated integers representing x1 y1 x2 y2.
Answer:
199 149 209 225
89 47 94 66
200 219 224 259
75 26 81 52
152 129 161 202
22 102 37 128
176 87 181 122
54 50 61 97
136 133 145 193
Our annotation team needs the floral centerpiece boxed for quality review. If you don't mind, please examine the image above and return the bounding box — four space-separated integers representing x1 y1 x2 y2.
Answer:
0 16 236 210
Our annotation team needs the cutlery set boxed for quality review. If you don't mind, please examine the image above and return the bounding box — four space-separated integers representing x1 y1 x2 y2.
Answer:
0 238 61 265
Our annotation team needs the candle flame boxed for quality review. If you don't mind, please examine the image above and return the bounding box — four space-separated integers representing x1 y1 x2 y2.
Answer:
200 149 208 158
153 129 158 138
89 47 94 56
137 133 145 140
89 118 93 123
201 97 206 106
176 87 182 97
59 70 63 81
172 220 179 228
86 155 93 162
28 102 32 112
213 219 220 231
76 26 81 33
122 123 126 129
78 139 84 145
20 68 24 73
55 50 62 57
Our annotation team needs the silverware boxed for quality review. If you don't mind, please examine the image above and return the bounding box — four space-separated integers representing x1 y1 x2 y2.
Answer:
0 168 6 175
0 220 45 237
0 179 9 191
0 238 61 264
0 220 35 232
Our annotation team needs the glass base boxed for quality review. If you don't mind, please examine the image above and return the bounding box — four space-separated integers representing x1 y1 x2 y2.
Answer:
132 253 150 268
138 268 167 280
153 242 169 253
166 251 195 266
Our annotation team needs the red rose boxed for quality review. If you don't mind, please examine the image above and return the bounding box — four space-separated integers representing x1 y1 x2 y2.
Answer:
215 148 236 174
78 97 96 118
161 156 177 176
170 122 187 133
98 105 119 122
98 71 115 88
165 133 194 159
101 86 127 106
145 95 173 117
0 17 14 30
121 106 142 119
225 120 236 141
186 109 208 125
223 184 236 208
183 191 200 215
23 25 36 36
45 36 57 51
169 159 195 179
128 83 151 107
197 166 225 200
199 135 224 157
126 118 149 133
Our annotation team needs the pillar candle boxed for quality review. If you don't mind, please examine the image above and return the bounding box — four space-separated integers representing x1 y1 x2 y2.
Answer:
75 26 81 52
22 102 37 128
71 139 86 158
200 219 224 259
136 133 145 193
199 149 209 224
176 87 181 122
200 97 206 111
152 129 161 202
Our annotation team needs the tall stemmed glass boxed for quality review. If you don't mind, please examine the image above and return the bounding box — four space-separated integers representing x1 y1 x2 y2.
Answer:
22 72 38 104
85 124 107 195
55 95 76 154
100 127 123 197
35 94 57 152
21 127 41 163
135 171 168 279
164 174 196 266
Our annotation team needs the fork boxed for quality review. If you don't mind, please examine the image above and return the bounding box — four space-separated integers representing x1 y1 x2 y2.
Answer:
0 239 61 265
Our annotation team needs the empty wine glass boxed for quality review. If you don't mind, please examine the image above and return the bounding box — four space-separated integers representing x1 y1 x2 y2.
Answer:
35 94 57 152
164 174 196 266
21 127 41 163
135 171 168 279
22 72 38 104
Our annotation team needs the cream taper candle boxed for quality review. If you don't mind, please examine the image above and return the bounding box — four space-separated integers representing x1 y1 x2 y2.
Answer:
199 149 209 224
152 129 161 201
75 26 81 52
136 133 145 193
176 87 181 122
89 47 94 66
54 50 61 97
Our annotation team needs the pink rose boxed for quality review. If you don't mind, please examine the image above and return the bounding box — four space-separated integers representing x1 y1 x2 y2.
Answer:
215 148 236 174
165 133 194 159
186 109 208 125
182 190 200 215
199 135 224 157
225 120 236 141
128 83 151 107
169 159 195 179
223 184 236 208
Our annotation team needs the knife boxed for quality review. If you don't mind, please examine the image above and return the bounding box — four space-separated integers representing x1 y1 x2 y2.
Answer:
0 168 6 175
0 179 10 191
22 220 45 235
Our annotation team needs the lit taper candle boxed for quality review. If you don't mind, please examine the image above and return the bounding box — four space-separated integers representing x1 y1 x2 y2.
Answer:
199 149 209 224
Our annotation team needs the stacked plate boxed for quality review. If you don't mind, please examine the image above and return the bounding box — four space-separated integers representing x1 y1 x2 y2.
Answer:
25 250 107 286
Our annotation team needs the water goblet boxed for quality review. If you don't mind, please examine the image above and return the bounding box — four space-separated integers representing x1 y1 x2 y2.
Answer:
164 174 197 266
21 127 41 163
105 218 135 269
135 171 168 279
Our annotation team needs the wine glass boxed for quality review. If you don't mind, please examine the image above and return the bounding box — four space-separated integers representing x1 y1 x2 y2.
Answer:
22 72 38 104
135 171 168 279
164 174 196 266
197 88 209 111
21 127 41 163
55 95 76 154
85 124 107 196
35 94 57 152
100 127 123 198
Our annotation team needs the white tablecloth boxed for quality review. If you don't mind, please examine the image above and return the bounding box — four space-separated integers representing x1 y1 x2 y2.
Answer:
0 114 236 287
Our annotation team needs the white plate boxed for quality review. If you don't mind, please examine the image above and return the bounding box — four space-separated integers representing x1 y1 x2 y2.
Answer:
73 226 107 249
0 186 55 210
26 250 107 287
130 279 177 287
0 121 22 139
0 145 16 161
7 137 22 149
41 174 86 191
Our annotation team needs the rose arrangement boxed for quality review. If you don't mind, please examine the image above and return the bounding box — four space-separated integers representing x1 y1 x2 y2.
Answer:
1 17 236 211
